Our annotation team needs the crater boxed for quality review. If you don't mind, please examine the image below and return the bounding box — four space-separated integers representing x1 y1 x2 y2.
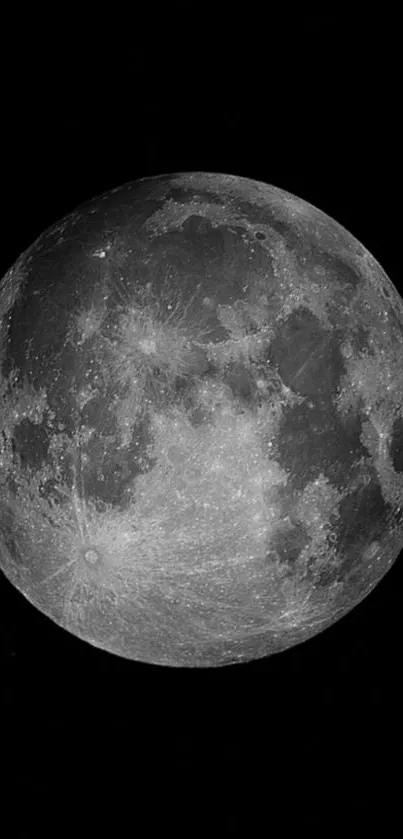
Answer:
84 548 101 564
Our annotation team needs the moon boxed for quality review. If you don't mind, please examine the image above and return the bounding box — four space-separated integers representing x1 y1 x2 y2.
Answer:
1 172 403 666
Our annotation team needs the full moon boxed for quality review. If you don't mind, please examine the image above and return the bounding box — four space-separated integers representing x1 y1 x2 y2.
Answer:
1 172 403 666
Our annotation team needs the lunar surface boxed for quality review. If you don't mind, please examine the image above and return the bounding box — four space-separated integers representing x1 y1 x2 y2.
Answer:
1 172 403 667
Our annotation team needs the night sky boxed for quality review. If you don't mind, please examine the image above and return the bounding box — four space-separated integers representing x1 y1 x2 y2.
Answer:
1 11 401 822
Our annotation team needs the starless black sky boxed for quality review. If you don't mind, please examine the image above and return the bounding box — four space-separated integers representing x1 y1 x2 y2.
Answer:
0 11 401 813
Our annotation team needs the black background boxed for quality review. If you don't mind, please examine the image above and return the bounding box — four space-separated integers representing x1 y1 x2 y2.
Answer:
1 10 401 823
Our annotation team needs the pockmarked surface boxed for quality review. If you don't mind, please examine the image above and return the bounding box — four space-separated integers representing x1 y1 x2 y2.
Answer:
1 172 403 666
